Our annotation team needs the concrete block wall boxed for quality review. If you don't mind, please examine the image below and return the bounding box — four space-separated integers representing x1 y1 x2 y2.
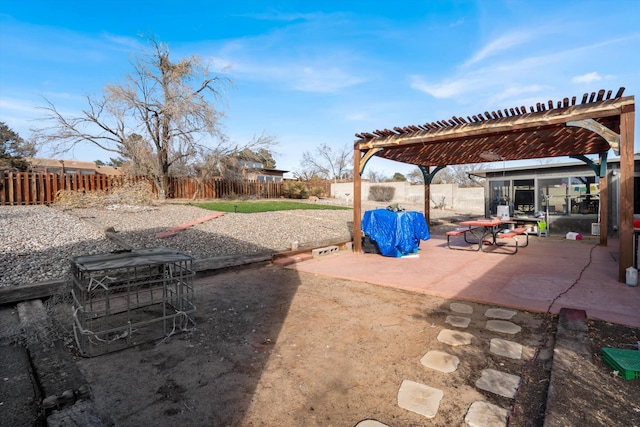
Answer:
331 182 484 215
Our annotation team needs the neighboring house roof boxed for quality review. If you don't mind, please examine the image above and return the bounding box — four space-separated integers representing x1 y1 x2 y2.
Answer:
26 158 124 175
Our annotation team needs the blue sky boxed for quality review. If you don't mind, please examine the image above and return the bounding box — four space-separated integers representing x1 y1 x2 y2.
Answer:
1 0 639 178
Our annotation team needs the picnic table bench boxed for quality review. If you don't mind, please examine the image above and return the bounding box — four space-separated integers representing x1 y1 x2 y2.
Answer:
495 227 529 254
446 226 481 251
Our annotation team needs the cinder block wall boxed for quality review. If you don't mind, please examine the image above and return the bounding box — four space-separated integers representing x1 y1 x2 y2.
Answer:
331 182 484 215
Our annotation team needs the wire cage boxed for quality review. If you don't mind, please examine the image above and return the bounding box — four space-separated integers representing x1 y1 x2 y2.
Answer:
71 248 196 357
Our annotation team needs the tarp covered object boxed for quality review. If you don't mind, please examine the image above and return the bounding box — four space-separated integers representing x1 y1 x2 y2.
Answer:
361 209 430 257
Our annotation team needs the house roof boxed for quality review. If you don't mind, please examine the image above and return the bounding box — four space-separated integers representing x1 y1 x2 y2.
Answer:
471 153 640 178
355 88 633 168
27 157 124 175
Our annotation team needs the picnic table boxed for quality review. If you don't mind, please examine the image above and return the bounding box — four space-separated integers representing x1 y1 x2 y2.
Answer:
446 218 529 254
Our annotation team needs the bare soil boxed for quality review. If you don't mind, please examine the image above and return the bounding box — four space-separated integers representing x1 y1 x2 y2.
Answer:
70 263 640 427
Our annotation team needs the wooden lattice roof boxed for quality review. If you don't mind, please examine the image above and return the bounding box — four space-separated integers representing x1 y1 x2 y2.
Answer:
355 88 633 167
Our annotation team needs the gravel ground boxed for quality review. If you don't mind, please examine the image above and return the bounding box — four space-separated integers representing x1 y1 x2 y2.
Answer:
0 202 354 287
0 200 469 288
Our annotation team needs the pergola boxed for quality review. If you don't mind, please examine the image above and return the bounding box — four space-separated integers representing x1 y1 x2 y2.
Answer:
353 88 635 282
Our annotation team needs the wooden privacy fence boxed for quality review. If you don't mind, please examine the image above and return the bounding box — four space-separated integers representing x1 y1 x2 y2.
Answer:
0 172 295 205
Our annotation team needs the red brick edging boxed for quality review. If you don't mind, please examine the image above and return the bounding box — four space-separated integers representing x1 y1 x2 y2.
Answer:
155 212 226 238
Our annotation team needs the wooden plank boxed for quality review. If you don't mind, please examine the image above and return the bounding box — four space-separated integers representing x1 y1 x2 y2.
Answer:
353 148 362 253
30 173 36 205
618 104 635 282
15 173 22 205
0 280 67 306
600 171 608 246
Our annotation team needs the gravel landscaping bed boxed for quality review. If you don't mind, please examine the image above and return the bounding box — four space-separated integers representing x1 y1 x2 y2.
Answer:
0 203 354 287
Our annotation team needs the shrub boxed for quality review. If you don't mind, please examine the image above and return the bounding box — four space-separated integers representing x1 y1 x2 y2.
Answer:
368 185 395 202
55 178 156 208
309 186 325 198
283 181 308 199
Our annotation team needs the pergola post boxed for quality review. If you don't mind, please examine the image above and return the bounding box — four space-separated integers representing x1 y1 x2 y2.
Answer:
618 103 635 282
353 147 362 253
424 184 430 226
600 172 608 246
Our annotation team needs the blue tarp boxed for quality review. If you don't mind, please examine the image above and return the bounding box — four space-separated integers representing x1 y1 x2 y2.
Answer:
361 209 430 257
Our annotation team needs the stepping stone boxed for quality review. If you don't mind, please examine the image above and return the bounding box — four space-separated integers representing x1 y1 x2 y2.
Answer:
450 302 473 314
437 329 474 346
355 421 389 427
486 320 521 335
397 380 443 419
464 401 509 427
445 315 471 328
420 350 460 373
485 308 517 320
475 369 520 399
490 338 523 359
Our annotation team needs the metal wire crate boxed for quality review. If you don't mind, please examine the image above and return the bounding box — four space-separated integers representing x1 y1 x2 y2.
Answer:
71 248 196 357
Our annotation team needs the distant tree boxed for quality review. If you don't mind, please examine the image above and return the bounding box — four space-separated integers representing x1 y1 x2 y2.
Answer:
108 157 127 167
237 146 277 169
34 35 274 199
94 157 127 168
364 168 388 183
0 122 36 171
298 143 352 181
407 168 425 184
391 172 407 182
407 165 484 187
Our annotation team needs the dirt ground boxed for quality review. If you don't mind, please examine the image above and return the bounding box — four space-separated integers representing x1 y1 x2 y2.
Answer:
68 263 640 427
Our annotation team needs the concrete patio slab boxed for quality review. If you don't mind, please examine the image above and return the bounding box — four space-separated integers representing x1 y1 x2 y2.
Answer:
420 350 460 373
291 236 640 328
464 401 510 427
490 338 523 359
397 380 443 419
486 320 522 334
475 369 521 399
437 329 475 346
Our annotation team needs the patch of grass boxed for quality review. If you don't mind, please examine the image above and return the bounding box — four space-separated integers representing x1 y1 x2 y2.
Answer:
190 200 351 213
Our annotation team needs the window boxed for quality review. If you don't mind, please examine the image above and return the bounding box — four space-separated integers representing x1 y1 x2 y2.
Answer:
539 177 569 215
568 176 599 215
513 179 535 215
489 180 511 215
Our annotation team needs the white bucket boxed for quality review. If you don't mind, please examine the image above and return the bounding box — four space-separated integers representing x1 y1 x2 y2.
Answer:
497 205 510 221
626 266 638 287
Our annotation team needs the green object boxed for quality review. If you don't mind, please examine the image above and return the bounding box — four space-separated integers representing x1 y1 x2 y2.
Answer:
537 220 547 231
602 347 640 380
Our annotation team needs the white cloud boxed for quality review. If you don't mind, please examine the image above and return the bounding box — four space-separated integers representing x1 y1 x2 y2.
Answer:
572 72 602 84
345 112 368 121
409 76 471 98
464 32 532 66
488 85 547 104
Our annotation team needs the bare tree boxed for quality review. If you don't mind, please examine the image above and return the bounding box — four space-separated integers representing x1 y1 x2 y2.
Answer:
297 143 353 181
407 164 484 187
187 133 278 198
364 168 388 183
34 35 237 199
